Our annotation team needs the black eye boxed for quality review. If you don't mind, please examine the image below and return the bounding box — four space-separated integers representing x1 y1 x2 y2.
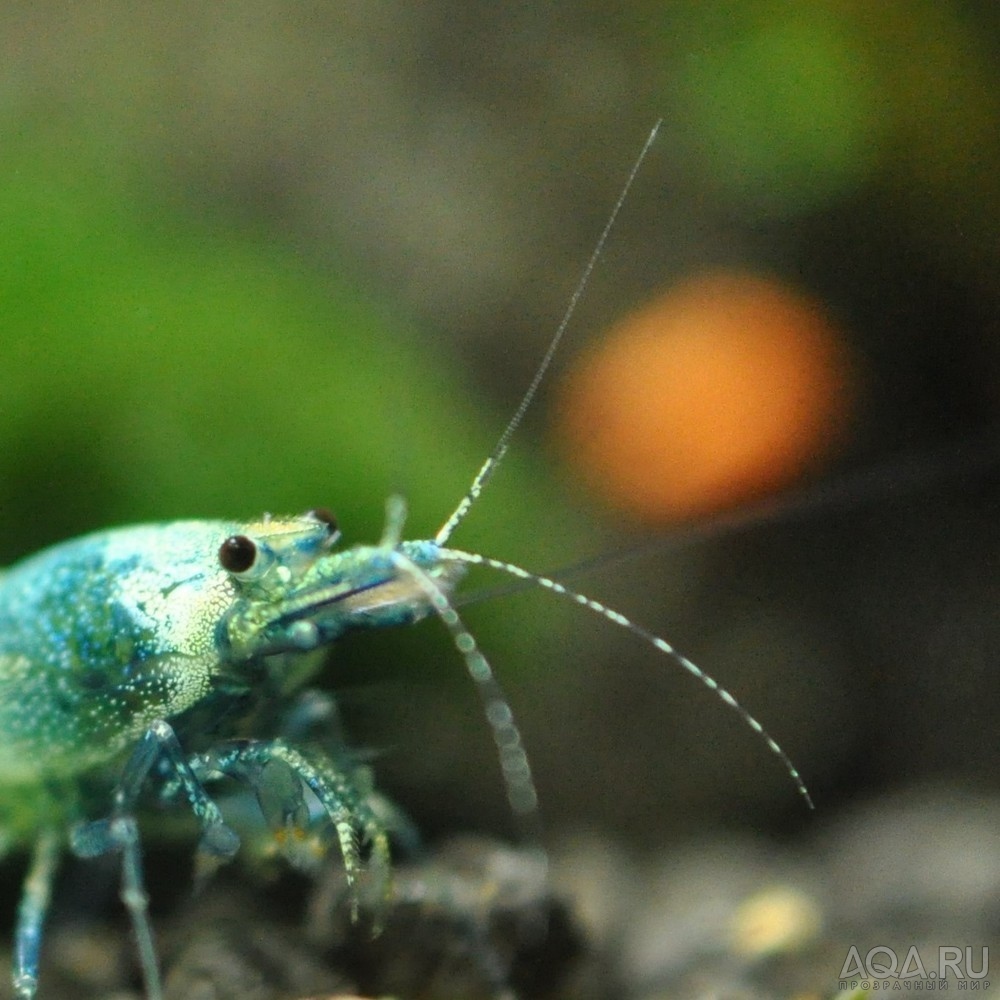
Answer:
308 508 338 534
219 534 258 574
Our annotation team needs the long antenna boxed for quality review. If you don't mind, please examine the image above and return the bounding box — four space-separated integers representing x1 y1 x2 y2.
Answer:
435 121 662 546
438 546 813 809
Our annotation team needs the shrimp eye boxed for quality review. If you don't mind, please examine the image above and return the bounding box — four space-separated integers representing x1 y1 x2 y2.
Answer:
307 507 338 534
219 534 258 574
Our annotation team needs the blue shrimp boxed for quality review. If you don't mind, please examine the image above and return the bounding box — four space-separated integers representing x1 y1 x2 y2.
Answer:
0 123 809 999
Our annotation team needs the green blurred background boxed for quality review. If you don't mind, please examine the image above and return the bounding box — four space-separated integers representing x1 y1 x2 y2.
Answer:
2 1 999 852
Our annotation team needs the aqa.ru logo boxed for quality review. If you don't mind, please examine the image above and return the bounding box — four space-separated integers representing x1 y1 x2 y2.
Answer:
840 946 991 989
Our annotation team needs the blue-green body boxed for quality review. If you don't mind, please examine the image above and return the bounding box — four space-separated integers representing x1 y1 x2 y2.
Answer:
0 510 463 999
0 523 231 789
0 518 451 787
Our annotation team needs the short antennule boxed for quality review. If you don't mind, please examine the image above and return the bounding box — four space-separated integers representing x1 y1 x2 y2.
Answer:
435 121 662 547
437 546 814 810
387 549 545 844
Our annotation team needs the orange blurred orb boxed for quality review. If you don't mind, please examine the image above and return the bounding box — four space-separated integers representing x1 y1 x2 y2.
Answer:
555 271 857 523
